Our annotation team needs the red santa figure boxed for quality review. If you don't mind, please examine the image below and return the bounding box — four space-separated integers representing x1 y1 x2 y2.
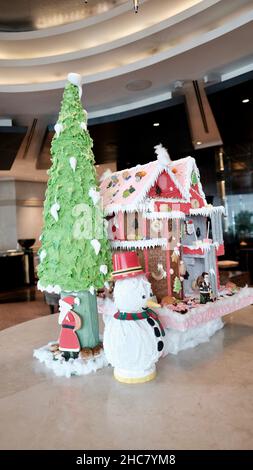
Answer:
58 296 81 361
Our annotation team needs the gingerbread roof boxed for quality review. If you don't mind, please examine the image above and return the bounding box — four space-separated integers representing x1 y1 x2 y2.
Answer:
100 149 207 215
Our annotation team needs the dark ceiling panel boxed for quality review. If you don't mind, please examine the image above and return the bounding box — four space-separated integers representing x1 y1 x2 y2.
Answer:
0 126 27 170
37 128 53 170
208 78 253 145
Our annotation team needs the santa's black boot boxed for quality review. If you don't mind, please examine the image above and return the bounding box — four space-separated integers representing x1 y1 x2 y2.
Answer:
72 352 79 360
62 352 71 361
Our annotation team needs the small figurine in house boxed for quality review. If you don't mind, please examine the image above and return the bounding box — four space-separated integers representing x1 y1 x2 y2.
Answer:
58 296 81 361
103 252 165 384
197 272 212 304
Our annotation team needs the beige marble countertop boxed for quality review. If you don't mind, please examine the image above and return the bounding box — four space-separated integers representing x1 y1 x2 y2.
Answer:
1 308 253 450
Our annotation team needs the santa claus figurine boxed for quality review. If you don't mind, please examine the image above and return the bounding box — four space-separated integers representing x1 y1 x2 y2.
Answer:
197 272 212 304
58 296 81 361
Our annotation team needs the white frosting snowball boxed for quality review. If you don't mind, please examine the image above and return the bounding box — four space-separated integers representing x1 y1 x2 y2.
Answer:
80 121 87 131
39 249 47 262
54 285 61 294
50 202 60 221
67 73 82 87
100 265 108 275
89 286 95 295
91 239 101 255
88 188 100 205
54 123 63 137
69 156 77 172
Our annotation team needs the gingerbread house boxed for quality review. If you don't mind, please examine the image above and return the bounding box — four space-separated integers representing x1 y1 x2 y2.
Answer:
100 146 225 301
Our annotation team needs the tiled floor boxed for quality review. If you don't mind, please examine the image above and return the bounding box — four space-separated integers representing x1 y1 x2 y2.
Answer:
0 288 51 330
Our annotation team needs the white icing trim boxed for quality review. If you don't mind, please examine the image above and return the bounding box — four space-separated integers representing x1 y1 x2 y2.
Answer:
190 206 225 216
37 281 61 294
104 201 154 215
111 238 168 250
145 211 185 220
151 197 188 203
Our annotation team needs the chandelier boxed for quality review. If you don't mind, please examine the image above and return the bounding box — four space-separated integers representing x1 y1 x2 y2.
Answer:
84 1 140 13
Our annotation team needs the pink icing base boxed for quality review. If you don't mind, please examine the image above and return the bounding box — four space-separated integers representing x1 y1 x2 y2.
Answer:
158 288 253 331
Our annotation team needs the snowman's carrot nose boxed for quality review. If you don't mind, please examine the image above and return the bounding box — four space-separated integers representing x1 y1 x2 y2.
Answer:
147 299 161 309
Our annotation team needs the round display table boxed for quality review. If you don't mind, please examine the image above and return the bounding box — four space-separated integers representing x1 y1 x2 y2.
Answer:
1 310 253 450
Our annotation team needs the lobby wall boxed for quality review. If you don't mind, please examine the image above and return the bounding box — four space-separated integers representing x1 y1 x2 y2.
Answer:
0 180 17 250
15 181 46 250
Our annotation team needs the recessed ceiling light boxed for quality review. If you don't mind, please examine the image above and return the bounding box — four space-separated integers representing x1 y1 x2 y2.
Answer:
196 141 202 145
242 98 250 103
153 122 160 127
126 80 152 91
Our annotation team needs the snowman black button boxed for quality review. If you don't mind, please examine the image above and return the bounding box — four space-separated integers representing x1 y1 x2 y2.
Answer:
147 318 155 327
154 327 161 337
158 341 164 352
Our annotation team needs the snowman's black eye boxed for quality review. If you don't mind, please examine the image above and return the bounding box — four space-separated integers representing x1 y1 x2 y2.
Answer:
150 292 153 296
142 295 146 299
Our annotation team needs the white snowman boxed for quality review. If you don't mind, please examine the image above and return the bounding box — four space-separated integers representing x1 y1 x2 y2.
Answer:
103 252 165 384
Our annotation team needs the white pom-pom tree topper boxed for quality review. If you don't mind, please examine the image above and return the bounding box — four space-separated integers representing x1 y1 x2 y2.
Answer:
68 72 83 99
68 73 82 87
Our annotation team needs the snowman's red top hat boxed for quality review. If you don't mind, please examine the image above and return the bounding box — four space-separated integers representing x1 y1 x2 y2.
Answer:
112 252 144 280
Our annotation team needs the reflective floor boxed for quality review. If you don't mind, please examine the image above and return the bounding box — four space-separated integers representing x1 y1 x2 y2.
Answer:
0 289 49 330
0 306 253 450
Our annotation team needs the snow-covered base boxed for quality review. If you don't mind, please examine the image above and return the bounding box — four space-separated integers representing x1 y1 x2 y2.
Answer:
33 342 108 378
163 318 224 356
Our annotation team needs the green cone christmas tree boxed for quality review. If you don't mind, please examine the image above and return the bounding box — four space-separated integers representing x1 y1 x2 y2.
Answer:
173 276 182 295
38 73 112 348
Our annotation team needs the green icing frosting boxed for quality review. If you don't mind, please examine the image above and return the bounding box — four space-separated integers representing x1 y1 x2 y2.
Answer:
191 171 198 186
38 82 112 291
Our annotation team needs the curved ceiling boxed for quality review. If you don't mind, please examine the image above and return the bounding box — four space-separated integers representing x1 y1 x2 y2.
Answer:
0 0 128 32
0 0 253 119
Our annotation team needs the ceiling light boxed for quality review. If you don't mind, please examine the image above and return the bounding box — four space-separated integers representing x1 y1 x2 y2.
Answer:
126 80 152 91
196 141 202 145
84 1 140 13
242 98 250 103
153 123 160 127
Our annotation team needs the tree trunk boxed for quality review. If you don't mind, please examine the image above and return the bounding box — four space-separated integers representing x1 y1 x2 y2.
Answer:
61 290 100 348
